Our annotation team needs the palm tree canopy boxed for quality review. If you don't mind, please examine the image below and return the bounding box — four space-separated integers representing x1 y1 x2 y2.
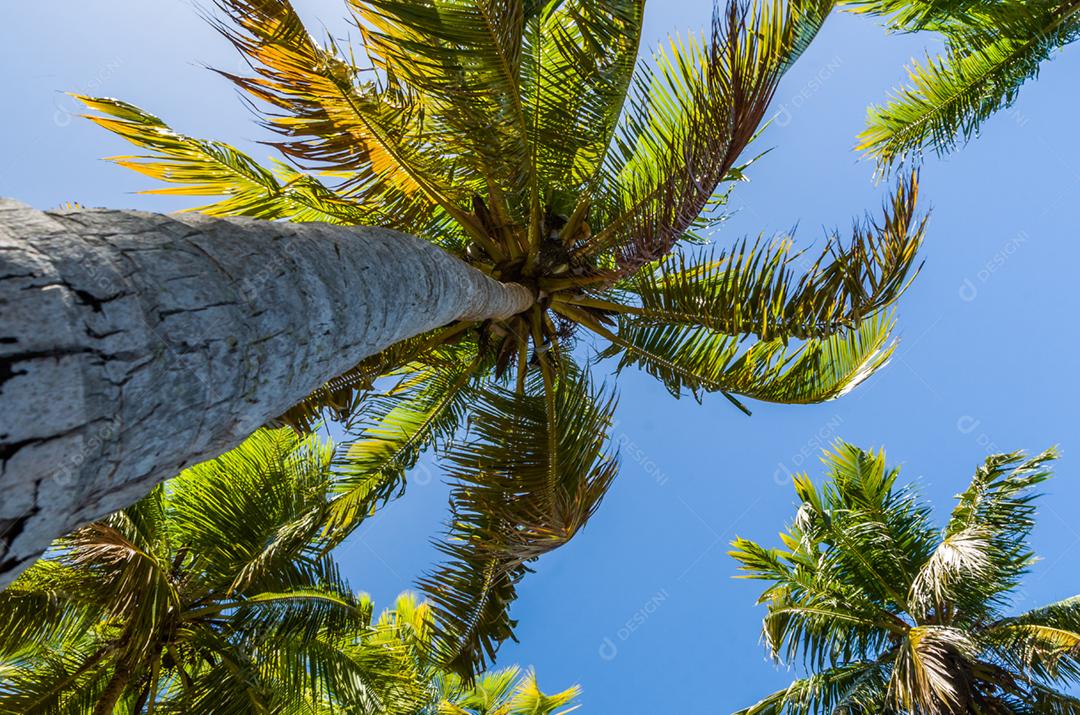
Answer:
77 0 927 678
0 428 383 713
731 443 1080 714
847 0 1080 169
0 430 581 714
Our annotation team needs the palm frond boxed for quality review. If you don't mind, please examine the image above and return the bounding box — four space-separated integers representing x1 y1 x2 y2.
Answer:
581 305 897 409
442 666 581 714
859 8 1080 170
352 0 534 232
420 367 618 679
210 0 483 239
0 639 114 715
940 448 1058 610
326 345 483 537
588 0 834 273
596 173 922 342
733 662 890 715
987 594 1080 686
74 95 367 223
0 562 100 657
522 0 646 210
166 428 335 594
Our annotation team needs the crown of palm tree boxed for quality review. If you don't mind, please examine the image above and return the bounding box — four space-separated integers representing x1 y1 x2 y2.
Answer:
75 0 926 678
732 443 1080 714
0 429 581 714
846 0 1080 169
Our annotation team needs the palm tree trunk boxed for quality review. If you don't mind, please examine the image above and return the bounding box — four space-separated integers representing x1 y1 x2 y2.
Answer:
0 199 533 588
94 661 134 715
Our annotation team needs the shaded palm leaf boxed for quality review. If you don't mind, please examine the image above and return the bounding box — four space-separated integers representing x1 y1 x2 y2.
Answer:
420 368 618 677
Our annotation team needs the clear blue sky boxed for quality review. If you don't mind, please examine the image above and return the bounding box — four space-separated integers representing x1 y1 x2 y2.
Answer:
4 2 1080 711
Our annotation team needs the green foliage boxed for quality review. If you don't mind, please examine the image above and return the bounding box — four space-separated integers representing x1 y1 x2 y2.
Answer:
732 443 1080 714
848 0 1080 169
77 0 928 679
0 432 581 714
420 366 618 676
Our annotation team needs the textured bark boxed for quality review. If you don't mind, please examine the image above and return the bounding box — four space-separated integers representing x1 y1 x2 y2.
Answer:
0 199 533 588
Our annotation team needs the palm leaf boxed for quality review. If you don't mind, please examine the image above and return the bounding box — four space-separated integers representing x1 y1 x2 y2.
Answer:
581 304 898 408
733 662 890 714
587 0 834 273
858 8 1080 169
522 0 646 208
596 172 922 342
326 345 483 537
210 0 485 239
353 0 535 232
420 367 618 679
74 95 366 223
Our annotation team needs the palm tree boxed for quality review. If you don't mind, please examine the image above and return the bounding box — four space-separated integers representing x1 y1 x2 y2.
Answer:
0 428 384 713
0 0 928 588
0 429 581 714
352 592 581 715
731 443 1080 714
846 0 1080 169
9 0 931 677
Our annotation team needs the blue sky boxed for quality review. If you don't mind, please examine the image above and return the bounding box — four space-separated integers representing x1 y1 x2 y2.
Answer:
4 2 1080 711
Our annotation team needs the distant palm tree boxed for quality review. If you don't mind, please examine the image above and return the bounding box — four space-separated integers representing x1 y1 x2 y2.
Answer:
53 0 929 679
731 443 1080 714
361 593 581 715
847 0 1080 169
0 430 580 714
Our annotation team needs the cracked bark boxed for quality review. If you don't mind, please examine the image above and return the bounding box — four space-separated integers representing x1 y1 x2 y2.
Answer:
0 199 533 588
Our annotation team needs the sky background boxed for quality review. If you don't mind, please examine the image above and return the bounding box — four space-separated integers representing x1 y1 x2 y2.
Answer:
4 2 1080 711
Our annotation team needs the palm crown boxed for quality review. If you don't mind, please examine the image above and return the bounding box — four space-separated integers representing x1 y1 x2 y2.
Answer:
732 443 1080 714
77 0 926 678
0 429 581 714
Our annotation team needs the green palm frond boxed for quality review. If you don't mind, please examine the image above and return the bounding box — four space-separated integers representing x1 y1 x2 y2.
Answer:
167 429 336 593
855 0 1080 169
0 562 101 658
733 662 891 715
420 367 618 679
0 639 114 715
987 595 1080 686
326 344 484 537
441 666 581 714
353 0 534 229
522 0 645 208
73 95 366 223
939 447 1058 610
589 0 834 273
587 173 922 342
843 0 996 32
582 307 897 409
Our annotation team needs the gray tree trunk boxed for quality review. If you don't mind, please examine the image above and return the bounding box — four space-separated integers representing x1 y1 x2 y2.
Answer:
0 199 533 588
